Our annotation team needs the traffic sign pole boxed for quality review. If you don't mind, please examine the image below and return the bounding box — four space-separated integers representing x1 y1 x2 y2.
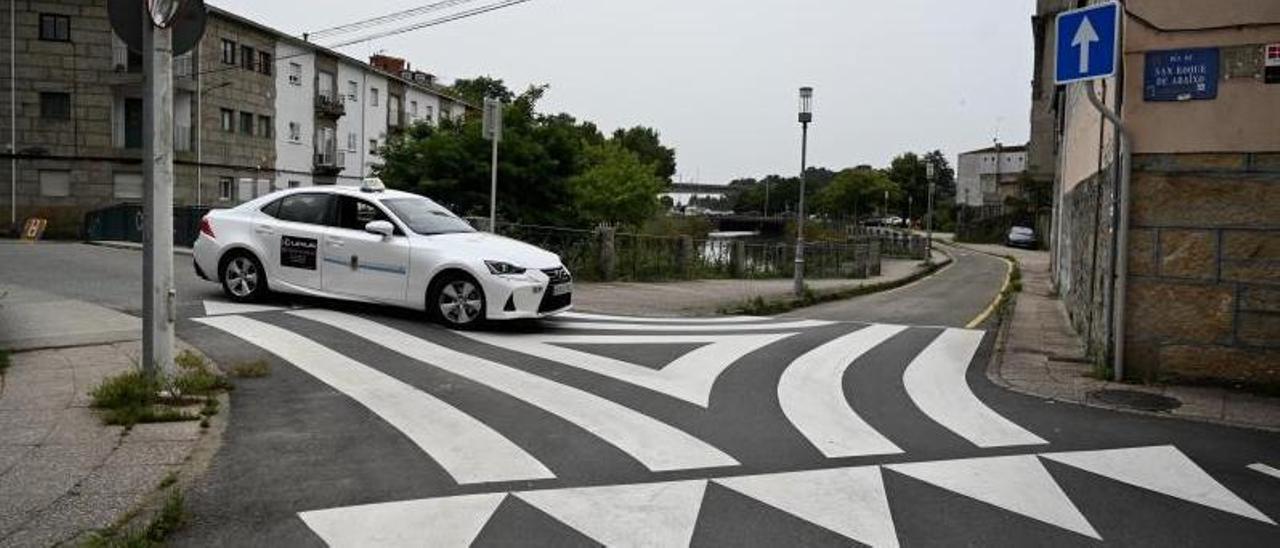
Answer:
483 98 502 233
142 16 176 380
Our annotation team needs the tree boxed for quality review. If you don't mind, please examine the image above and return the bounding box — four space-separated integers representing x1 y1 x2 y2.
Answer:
815 168 900 219
610 127 677 181
450 76 516 105
568 143 668 227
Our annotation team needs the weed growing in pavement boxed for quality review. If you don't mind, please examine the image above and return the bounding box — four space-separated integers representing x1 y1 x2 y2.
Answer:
158 472 178 489
90 353 232 427
229 359 271 378
84 489 188 548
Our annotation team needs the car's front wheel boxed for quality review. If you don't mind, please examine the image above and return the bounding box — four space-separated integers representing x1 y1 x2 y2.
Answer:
220 252 269 303
429 272 486 329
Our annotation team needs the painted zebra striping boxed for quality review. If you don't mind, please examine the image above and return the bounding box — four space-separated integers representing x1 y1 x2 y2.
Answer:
193 315 554 485
545 319 834 332
557 311 770 324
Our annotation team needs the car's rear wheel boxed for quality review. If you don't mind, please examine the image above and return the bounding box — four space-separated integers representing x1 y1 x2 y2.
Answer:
220 252 268 303
429 273 486 328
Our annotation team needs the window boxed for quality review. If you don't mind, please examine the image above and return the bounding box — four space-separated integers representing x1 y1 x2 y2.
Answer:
369 139 378 154
288 63 302 85
410 101 418 118
370 87 379 107
112 173 143 200
39 14 70 42
332 196 395 232
276 193 332 225
347 81 358 102
288 180 302 189
257 115 272 139
257 51 272 75
239 112 254 136
40 92 71 120
219 177 234 201
425 105 433 122
288 122 301 143
124 98 143 148
39 170 71 197
220 39 237 65
383 197 476 235
240 45 256 71
347 132 358 152
220 108 234 132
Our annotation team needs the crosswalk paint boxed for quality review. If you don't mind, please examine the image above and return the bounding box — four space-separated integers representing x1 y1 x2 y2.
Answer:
290 309 741 472
458 332 796 407
194 315 554 485
558 311 769 324
715 466 899 548
1043 445 1276 524
515 480 708 548
1248 462 1280 481
778 324 908 457
545 319 834 332
201 298 288 316
886 454 1101 539
298 493 505 548
902 328 1047 448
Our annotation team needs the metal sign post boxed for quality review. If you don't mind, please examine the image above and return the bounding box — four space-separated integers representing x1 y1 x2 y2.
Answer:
925 162 935 264
483 98 503 233
142 9 176 381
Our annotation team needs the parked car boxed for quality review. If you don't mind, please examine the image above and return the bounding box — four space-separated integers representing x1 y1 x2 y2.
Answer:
192 178 573 328
1006 226 1037 249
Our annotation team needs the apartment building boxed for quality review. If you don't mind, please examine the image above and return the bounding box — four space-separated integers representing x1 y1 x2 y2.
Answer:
1 2 470 237
955 143 1028 206
1036 1 1280 386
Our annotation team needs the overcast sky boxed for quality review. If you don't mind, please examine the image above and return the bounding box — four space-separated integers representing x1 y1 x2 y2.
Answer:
211 0 1035 183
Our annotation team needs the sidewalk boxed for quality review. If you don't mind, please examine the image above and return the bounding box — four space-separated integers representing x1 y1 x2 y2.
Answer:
967 242 1280 432
574 253 947 317
0 287 216 546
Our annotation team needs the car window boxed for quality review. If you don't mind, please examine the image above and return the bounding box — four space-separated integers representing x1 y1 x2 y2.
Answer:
332 195 399 234
275 193 332 225
382 197 476 235
260 198 283 218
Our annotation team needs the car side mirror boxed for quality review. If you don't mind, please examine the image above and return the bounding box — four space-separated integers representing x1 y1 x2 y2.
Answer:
364 220 394 239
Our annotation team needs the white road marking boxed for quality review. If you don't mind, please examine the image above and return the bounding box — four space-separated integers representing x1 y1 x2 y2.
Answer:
1043 446 1276 525
201 299 287 316
546 319 834 332
902 328 1047 447
557 311 770 323
290 309 740 472
515 480 707 548
887 454 1100 539
458 332 795 407
716 466 899 548
194 316 554 485
778 324 908 457
298 493 505 548
1248 462 1280 481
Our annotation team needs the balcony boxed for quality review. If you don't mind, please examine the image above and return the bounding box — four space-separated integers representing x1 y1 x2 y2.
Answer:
314 148 345 175
315 92 345 120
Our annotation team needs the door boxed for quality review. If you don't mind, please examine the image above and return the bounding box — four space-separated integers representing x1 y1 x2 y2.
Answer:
256 192 333 291
321 195 410 303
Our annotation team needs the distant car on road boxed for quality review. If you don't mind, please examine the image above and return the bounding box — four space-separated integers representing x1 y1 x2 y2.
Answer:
192 178 573 328
1006 226 1038 249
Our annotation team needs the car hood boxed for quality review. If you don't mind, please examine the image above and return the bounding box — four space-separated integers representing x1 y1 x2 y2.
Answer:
422 231 563 269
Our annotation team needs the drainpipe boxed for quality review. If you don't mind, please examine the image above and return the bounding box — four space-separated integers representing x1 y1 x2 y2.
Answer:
1084 80 1131 383
10 0 16 227
196 54 202 206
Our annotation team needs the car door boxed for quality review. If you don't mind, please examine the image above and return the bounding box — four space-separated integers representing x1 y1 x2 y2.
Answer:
321 195 411 303
256 192 333 292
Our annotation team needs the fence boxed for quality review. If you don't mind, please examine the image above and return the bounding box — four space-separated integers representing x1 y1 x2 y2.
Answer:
84 204 212 247
850 226 928 260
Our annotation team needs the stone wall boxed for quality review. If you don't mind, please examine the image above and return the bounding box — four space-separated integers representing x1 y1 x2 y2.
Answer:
1059 166 1115 360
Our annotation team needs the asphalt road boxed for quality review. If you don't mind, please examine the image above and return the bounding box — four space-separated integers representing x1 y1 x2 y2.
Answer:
2 242 1278 547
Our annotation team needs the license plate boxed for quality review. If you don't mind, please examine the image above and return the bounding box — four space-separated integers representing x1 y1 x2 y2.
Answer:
552 282 573 296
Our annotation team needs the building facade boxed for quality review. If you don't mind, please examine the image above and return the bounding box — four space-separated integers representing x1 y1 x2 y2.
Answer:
1 1 470 237
955 144 1028 207
1041 0 1280 386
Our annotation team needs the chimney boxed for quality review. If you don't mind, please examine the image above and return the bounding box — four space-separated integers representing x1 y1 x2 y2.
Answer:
369 54 407 74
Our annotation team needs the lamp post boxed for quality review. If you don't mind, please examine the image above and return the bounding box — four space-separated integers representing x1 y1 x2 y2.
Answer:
926 161 936 264
793 86 813 296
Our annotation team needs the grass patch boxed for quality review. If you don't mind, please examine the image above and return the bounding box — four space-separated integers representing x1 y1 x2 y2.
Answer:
84 489 188 548
89 353 232 427
229 359 270 378
719 259 949 316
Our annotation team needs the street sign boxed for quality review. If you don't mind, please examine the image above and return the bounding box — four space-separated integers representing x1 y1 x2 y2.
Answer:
1144 48 1219 102
482 98 503 142
108 0 206 55
1054 2 1120 85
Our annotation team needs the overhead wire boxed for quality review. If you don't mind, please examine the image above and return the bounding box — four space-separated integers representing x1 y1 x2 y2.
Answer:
306 0 482 40
321 0 536 49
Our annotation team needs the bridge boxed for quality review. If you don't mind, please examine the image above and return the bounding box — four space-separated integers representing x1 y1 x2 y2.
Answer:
669 182 730 195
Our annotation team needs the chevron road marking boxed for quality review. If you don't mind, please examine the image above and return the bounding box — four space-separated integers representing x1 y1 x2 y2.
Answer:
545 319 834 332
299 493 505 548
557 311 770 324
715 466 898 548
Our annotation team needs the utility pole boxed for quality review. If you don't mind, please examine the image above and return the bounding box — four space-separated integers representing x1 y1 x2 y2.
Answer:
793 87 813 296
142 5 176 380
9 0 15 228
483 97 502 232
926 161 936 264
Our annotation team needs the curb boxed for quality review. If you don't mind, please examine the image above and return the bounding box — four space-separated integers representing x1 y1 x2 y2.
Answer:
86 240 194 256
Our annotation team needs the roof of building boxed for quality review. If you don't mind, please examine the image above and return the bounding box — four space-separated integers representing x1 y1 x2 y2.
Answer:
959 143 1029 155
205 6 474 109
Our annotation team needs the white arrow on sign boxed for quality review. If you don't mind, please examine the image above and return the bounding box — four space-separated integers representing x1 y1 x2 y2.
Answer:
1071 16 1100 73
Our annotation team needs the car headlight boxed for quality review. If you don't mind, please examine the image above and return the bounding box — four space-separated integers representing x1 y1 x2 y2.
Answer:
485 261 527 276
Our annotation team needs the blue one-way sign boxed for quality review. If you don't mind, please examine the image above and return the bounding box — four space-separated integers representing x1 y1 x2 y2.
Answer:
1055 2 1120 85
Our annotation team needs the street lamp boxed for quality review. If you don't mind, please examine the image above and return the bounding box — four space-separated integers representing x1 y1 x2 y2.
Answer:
793 87 813 296
925 161 936 264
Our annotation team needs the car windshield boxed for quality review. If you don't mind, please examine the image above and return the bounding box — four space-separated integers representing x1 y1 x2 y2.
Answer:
382 197 476 235
1011 227 1034 235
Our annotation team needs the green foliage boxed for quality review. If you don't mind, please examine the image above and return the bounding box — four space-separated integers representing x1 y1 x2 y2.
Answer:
815 168 900 218
85 489 189 548
89 360 231 427
611 127 677 181
229 360 271 378
90 370 162 412
569 143 669 227
173 368 232 397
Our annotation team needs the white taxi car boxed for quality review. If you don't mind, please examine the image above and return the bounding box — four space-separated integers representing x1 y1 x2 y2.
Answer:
192 179 573 328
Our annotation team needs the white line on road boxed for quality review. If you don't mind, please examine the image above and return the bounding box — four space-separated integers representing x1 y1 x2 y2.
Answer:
193 315 554 485
902 329 1047 448
1249 463 1280 481
557 311 770 324
458 332 795 407
778 324 908 457
290 309 741 472
546 319 834 332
